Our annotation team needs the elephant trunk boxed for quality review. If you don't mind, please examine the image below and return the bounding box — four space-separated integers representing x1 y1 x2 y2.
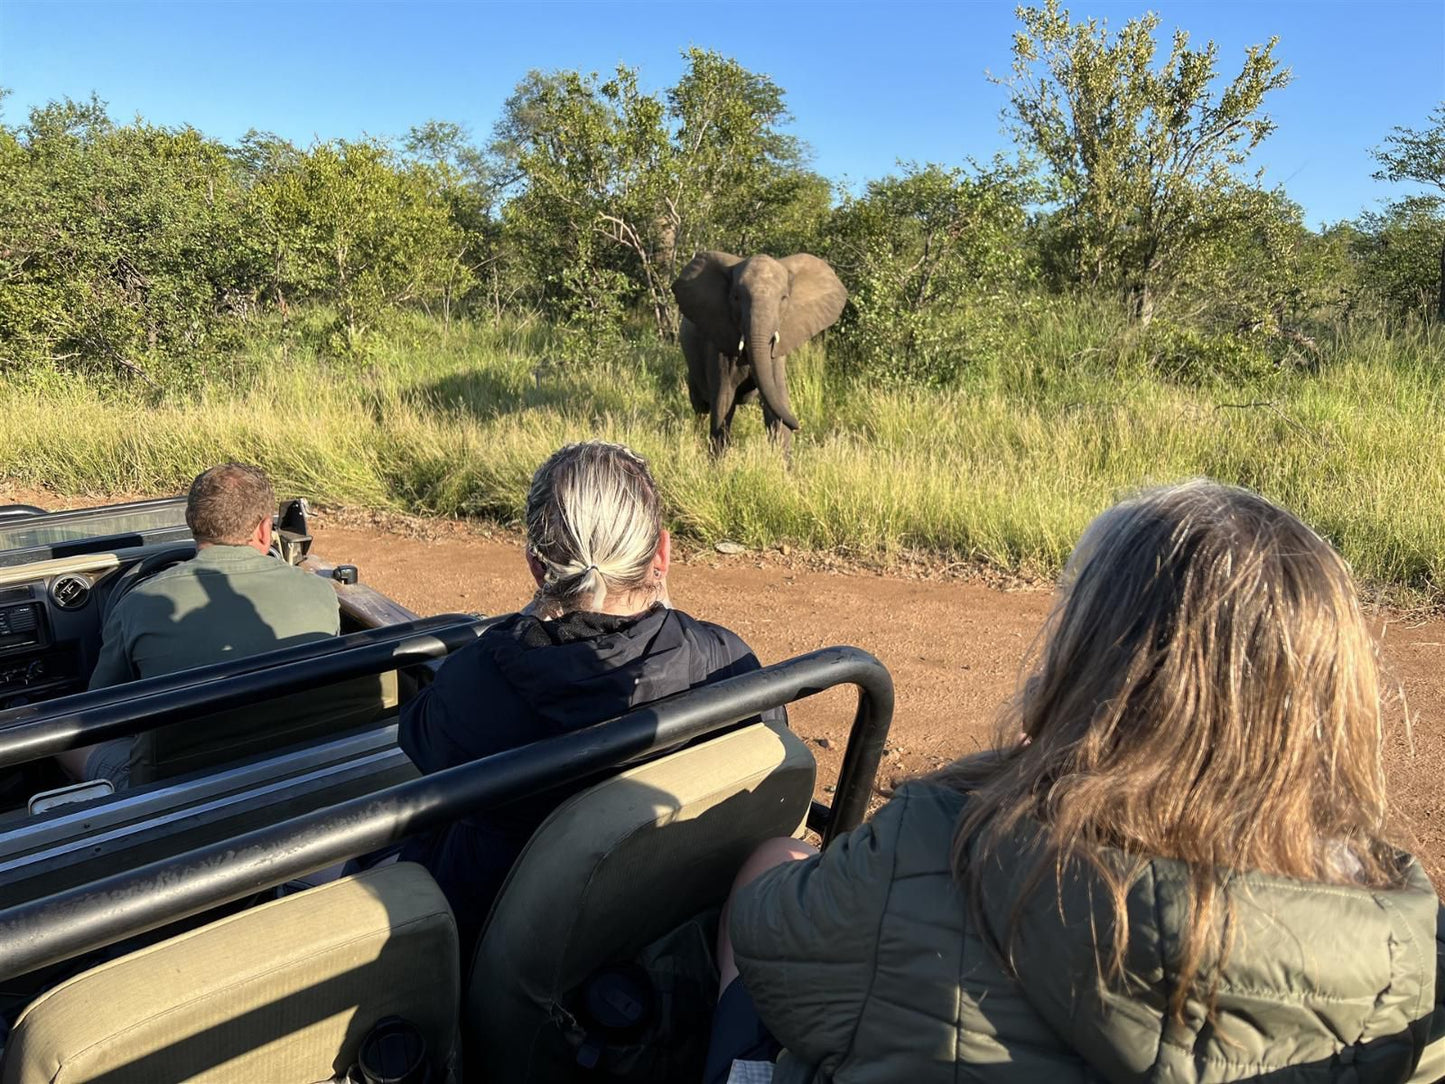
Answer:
746 316 801 432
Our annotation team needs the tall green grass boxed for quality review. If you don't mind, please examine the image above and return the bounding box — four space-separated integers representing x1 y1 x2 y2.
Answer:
3 308 1442 599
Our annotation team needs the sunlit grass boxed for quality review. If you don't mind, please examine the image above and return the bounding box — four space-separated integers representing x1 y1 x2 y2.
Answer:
3 310 1442 600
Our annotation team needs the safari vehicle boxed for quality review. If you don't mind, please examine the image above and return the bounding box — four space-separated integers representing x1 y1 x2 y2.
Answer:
0 495 486 814
0 496 893 1083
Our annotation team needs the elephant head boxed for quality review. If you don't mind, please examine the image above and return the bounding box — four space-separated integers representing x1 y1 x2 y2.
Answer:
672 251 847 432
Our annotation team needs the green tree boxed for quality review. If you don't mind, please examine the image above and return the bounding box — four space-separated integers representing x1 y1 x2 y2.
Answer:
490 51 828 342
403 121 493 328
1371 103 1445 319
999 0 1290 324
666 48 828 261
825 162 1033 384
0 96 257 385
1351 197 1445 322
245 138 468 351
230 130 309 317
491 67 674 339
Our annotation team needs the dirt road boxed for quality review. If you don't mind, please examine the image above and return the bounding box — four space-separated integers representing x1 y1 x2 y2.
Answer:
5 481 1441 885
309 514 1445 888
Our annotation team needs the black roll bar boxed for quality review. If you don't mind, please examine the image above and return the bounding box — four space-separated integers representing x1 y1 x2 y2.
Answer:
0 505 48 520
0 614 492 769
0 645 892 982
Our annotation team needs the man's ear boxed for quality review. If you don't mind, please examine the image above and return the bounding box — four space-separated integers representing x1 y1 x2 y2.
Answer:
253 516 273 550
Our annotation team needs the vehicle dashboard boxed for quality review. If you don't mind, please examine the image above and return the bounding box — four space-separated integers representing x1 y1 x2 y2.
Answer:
0 552 130 708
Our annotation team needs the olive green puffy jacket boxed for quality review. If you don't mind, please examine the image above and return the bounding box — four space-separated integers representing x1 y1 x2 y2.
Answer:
731 781 1445 1083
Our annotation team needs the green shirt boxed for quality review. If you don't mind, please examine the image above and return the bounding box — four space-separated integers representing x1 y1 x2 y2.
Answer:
90 545 340 689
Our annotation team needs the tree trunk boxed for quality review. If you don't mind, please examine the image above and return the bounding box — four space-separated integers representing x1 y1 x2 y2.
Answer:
1132 280 1156 328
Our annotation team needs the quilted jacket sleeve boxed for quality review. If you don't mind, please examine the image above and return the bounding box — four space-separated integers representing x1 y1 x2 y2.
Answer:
728 791 910 1070
1407 906 1445 1083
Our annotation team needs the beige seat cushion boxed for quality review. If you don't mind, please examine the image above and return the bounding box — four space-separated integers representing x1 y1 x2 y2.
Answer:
3 862 458 1084
467 720 815 1081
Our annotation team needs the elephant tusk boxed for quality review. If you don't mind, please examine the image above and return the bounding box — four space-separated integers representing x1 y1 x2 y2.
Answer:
770 331 780 349
737 337 745 354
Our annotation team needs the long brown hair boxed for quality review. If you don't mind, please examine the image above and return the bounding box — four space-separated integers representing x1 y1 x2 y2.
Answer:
936 481 1402 1019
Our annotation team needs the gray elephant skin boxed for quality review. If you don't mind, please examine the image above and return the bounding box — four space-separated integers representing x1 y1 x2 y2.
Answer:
671 251 847 456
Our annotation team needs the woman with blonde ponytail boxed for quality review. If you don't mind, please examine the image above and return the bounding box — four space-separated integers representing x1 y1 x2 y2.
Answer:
399 441 778 954
714 482 1444 1083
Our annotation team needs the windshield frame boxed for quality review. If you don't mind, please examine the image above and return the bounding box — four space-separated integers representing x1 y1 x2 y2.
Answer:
0 498 192 567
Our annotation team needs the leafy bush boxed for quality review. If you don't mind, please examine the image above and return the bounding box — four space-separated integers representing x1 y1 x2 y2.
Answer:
0 98 258 387
1350 197 1445 322
0 43 1436 394
1142 320 1280 387
251 139 471 354
824 163 1033 386
0 99 475 384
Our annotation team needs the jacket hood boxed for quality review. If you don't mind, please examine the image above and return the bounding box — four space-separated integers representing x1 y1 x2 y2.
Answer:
967 820 1440 1082
489 605 703 727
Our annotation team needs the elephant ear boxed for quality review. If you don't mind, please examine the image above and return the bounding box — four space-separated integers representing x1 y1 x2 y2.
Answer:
777 254 848 358
672 251 744 352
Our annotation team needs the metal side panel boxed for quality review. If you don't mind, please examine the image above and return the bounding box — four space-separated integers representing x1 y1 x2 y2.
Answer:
0 724 416 909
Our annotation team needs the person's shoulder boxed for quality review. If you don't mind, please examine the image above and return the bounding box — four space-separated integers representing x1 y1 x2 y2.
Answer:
473 611 529 650
272 562 340 610
871 780 969 853
133 556 203 591
433 613 525 676
120 558 206 607
666 607 757 664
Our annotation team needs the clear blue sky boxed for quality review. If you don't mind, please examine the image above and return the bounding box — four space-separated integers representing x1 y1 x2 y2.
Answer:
2 0 1441 226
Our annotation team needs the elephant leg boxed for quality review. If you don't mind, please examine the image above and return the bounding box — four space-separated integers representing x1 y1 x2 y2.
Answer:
680 322 711 416
761 401 794 464
718 399 742 456
709 358 739 456
687 371 710 416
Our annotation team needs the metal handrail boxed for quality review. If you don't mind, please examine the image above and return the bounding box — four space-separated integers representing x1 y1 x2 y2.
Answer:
0 614 492 768
0 645 892 981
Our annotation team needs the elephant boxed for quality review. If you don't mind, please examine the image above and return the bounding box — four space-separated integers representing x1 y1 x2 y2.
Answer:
671 251 847 457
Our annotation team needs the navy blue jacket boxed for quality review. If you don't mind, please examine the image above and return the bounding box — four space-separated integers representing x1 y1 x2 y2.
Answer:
398 604 778 954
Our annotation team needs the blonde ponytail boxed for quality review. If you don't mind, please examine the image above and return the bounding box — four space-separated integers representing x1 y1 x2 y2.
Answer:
525 442 663 618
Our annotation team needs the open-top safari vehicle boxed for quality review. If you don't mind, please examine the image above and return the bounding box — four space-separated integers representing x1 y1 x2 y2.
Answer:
0 496 892 1083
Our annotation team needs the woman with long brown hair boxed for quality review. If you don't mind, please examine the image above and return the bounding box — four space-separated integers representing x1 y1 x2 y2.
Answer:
716 481 1443 1083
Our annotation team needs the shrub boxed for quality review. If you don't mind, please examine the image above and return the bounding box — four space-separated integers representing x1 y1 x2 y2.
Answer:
824 163 1033 387
1142 320 1280 388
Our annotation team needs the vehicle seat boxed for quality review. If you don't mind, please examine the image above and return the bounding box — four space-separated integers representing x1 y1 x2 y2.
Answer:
465 719 815 1082
127 671 400 785
1 862 458 1084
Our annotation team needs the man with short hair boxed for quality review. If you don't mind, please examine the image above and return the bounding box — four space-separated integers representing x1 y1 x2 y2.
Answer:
62 463 340 785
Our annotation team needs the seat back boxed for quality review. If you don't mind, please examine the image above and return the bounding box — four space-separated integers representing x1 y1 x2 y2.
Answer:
1 862 458 1084
466 720 815 1082
128 671 399 785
